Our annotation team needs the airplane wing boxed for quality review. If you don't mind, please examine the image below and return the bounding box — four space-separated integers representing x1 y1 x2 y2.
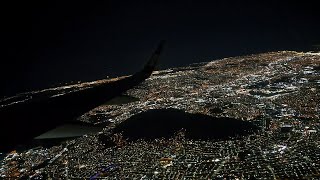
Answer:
0 41 165 152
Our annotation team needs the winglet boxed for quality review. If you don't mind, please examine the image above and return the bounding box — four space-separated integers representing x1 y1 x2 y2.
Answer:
143 40 166 72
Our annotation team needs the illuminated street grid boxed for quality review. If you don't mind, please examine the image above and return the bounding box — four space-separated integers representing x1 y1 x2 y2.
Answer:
1 51 320 179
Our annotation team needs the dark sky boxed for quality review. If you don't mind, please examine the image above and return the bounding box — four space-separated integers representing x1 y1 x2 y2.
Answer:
1 0 319 97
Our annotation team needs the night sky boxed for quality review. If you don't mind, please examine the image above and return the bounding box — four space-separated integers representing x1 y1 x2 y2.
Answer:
1 0 319 97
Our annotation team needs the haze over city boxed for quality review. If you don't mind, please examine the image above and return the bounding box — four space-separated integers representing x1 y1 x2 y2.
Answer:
1 0 319 97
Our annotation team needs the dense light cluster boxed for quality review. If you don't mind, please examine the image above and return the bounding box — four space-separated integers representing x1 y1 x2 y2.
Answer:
1 51 320 179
